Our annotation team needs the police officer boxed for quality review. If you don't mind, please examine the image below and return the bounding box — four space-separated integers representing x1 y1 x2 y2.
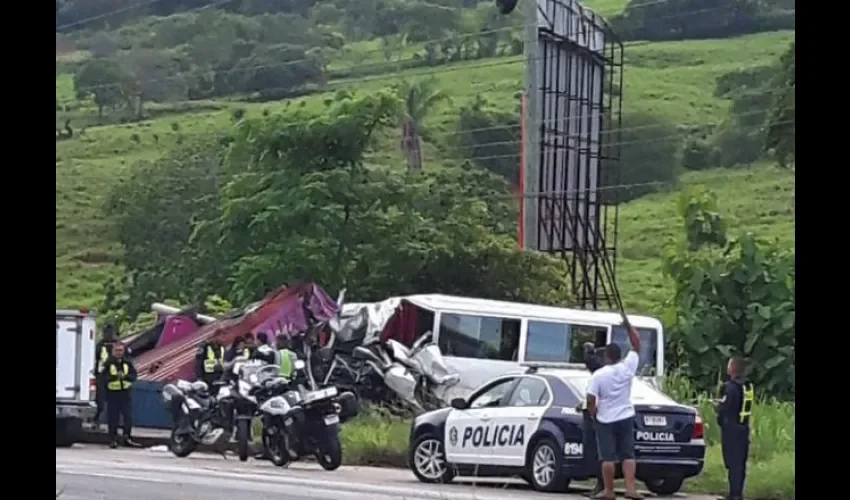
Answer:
275 335 299 379
93 323 118 428
580 342 605 497
102 342 141 448
714 357 754 500
195 337 226 387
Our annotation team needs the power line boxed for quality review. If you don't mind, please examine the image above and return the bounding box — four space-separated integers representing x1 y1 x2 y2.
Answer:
57 0 235 31
78 112 792 189
63 93 789 161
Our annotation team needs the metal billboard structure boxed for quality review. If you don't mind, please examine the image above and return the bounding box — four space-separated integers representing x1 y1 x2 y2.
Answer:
521 0 624 310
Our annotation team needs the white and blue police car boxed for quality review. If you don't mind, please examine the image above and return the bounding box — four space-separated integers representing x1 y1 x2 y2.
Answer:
407 367 706 495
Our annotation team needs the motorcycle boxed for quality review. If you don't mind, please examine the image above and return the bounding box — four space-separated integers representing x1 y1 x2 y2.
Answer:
161 377 235 458
352 331 460 412
258 361 357 470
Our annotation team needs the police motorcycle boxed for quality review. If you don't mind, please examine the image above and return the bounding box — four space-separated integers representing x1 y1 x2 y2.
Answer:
161 377 236 458
351 331 460 412
257 361 353 470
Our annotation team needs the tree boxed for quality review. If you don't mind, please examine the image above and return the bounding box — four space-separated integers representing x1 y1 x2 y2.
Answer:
222 43 324 99
765 42 795 170
663 189 795 399
105 137 227 318
397 78 450 172
453 96 521 184
74 58 126 118
106 89 571 320
119 49 187 119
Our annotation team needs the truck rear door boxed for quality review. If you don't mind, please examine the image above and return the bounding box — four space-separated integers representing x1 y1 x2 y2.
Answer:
56 311 96 401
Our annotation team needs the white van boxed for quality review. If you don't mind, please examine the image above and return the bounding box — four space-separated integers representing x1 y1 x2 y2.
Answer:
342 294 665 399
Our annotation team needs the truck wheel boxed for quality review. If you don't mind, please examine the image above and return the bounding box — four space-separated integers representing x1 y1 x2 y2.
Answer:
56 418 80 448
645 477 684 496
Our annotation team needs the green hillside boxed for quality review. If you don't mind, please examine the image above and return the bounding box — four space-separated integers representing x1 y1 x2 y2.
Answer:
56 0 795 313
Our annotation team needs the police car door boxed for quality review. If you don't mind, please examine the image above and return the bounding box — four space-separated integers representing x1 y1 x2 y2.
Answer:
444 376 517 464
487 375 552 466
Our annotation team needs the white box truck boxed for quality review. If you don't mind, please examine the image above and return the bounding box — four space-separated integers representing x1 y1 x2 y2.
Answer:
56 309 97 447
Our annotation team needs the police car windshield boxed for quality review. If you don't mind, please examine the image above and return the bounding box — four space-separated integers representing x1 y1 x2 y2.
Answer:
562 374 677 406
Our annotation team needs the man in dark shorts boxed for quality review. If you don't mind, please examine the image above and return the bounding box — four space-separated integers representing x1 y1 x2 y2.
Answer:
586 321 643 500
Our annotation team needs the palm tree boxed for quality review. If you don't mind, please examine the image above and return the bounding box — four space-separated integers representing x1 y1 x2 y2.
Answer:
397 78 450 172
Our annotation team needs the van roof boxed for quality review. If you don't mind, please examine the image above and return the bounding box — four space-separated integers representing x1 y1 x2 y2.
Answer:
344 294 662 330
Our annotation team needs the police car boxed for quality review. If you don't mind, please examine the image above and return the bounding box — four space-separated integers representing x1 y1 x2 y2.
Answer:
407 367 705 495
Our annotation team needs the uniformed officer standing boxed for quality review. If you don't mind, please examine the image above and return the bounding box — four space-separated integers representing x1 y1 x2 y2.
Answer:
194 338 226 387
714 357 754 500
275 335 299 379
92 323 118 428
102 342 141 448
581 342 605 497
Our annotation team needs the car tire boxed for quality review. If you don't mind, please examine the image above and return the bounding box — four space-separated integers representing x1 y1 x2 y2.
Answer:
645 477 685 496
409 433 455 484
526 438 569 492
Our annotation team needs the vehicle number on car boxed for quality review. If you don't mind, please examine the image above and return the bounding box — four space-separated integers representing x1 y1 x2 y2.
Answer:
644 416 667 426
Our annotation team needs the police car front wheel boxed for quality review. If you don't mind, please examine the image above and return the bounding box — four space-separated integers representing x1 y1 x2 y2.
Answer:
527 438 569 492
409 433 454 484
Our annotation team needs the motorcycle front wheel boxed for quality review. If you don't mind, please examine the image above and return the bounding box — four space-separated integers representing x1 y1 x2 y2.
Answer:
169 423 197 458
236 419 251 462
315 426 343 471
263 430 289 467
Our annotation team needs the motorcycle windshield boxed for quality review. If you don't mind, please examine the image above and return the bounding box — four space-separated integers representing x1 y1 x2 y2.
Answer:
240 364 278 386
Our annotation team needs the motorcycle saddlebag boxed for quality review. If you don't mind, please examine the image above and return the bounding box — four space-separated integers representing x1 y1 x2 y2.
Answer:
337 391 359 424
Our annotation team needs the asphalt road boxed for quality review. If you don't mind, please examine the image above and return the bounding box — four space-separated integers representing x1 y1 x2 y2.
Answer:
56 445 713 500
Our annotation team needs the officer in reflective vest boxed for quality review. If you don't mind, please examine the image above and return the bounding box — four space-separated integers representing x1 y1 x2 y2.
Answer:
195 339 226 387
275 335 299 379
102 342 141 448
715 357 754 500
93 323 118 427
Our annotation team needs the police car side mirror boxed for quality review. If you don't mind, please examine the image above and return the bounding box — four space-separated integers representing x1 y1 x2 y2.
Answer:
450 398 468 410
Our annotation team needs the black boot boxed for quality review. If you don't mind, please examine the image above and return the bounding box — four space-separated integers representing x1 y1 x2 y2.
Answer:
124 437 143 448
109 441 118 449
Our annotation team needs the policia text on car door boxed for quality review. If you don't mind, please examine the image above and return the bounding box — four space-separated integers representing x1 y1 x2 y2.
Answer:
714 357 754 500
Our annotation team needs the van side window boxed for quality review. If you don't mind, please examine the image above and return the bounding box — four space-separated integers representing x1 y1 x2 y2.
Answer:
438 314 521 361
525 321 607 363
610 326 658 374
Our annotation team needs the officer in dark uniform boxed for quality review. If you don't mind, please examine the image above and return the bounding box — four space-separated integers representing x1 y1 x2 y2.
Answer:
93 323 118 428
102 342 141 448
194 338 226 387
580 342 605 496
714 357 754 500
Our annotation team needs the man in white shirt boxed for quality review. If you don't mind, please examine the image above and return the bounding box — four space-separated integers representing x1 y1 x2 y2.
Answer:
586 321 643 500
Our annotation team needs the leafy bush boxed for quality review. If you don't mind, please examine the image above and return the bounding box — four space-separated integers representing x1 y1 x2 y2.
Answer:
663 189 795 399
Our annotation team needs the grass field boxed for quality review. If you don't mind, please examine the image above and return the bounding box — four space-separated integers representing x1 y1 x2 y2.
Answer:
55 30 795 311
340 374 794 499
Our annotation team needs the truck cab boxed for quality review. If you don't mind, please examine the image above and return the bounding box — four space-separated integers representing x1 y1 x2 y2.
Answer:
56 309 97 447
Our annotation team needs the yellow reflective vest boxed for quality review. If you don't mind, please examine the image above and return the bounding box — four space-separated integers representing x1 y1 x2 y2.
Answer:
106 361 133 391
203 345 225 374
